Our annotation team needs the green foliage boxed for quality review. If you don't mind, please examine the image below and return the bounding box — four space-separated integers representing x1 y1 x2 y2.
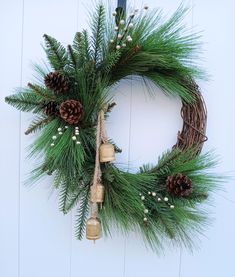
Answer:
100 51 121 75
73 31 91 69
27 82 56 100
25 115 53 135
5 90 43 113
101 149 222 251
90 5 106 66
75 185 90 240
43 34 68 70
108 5 205 102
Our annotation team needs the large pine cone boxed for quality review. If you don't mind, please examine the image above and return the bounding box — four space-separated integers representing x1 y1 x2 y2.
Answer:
59 100 84 125
42 101 59 116
44 72 70 94
166 173 193 197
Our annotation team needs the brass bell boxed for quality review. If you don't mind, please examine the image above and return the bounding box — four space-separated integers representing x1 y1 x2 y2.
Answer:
90 184 105 203
86 217 102 241
99 142 115 162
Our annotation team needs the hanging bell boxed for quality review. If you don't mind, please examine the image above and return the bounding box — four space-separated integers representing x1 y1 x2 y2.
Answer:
86 217 102 241
90 183 105 203
99 142 115 162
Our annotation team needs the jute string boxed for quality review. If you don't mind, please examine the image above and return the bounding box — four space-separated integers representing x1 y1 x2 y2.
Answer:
91 109 108 217
100 109 108 143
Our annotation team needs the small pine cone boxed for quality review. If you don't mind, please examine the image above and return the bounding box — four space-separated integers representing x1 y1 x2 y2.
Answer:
42 101 59 116
44 71 70 94
59 100 84 125
166 173 192 197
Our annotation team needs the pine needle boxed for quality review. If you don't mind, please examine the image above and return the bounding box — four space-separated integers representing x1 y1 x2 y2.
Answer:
25 116 53 135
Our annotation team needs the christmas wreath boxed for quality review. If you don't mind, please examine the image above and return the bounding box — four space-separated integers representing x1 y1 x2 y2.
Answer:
5 4 222 251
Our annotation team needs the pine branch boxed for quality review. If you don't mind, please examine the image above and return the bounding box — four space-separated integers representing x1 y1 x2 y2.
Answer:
59 180 86 214
54 170 63 188
73 31 82 46
100 51 121 75
32 62 50 79
82 31 90 62
64 189 82 213
43 34 68 70
157 216 175 239
67 44 77 68
73 31 91 68
25 116 53 135
91 5 106 66
75 186 90 240
59 181 70 214
154 149 182 173
28 82 55 100
5 93 42 112
113 45 141 70
106 102 117 113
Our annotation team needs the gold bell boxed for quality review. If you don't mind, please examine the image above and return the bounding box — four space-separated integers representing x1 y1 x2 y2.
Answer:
90 184 105 203
99 142 115 162
86 217 102 241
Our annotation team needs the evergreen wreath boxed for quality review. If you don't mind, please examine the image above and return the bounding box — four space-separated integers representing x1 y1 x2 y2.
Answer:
5 3 222 251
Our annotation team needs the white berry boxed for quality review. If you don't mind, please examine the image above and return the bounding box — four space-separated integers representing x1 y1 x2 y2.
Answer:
148 191 151 195
144 209 149 214
127 36 133 42
76 141 81 144
129 23 134 28
122 43 126 47
58 128 62 132
170 205 175 209
52 136 57 140
120 19 125 25
115 26 119 31
116 45 121 50
72 136 77 141
118 34 122 39
110 39 114 43
164 197 169 202
65 126 68 129
152 192 156 197
51 143 55 147
59 132 63 135
143 217 148 222
157 198 161 202
141 196 145 200
112 11 117 16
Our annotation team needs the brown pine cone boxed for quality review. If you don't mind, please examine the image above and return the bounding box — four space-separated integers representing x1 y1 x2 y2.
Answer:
166 173 192 197
44 72 70 94
42 101 59 116
59 100 84 125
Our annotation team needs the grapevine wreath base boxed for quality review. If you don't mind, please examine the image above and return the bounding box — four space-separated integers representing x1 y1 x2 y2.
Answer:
5 3 221 251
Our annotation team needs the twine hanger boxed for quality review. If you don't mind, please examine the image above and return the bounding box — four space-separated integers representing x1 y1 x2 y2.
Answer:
90 108 108 218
